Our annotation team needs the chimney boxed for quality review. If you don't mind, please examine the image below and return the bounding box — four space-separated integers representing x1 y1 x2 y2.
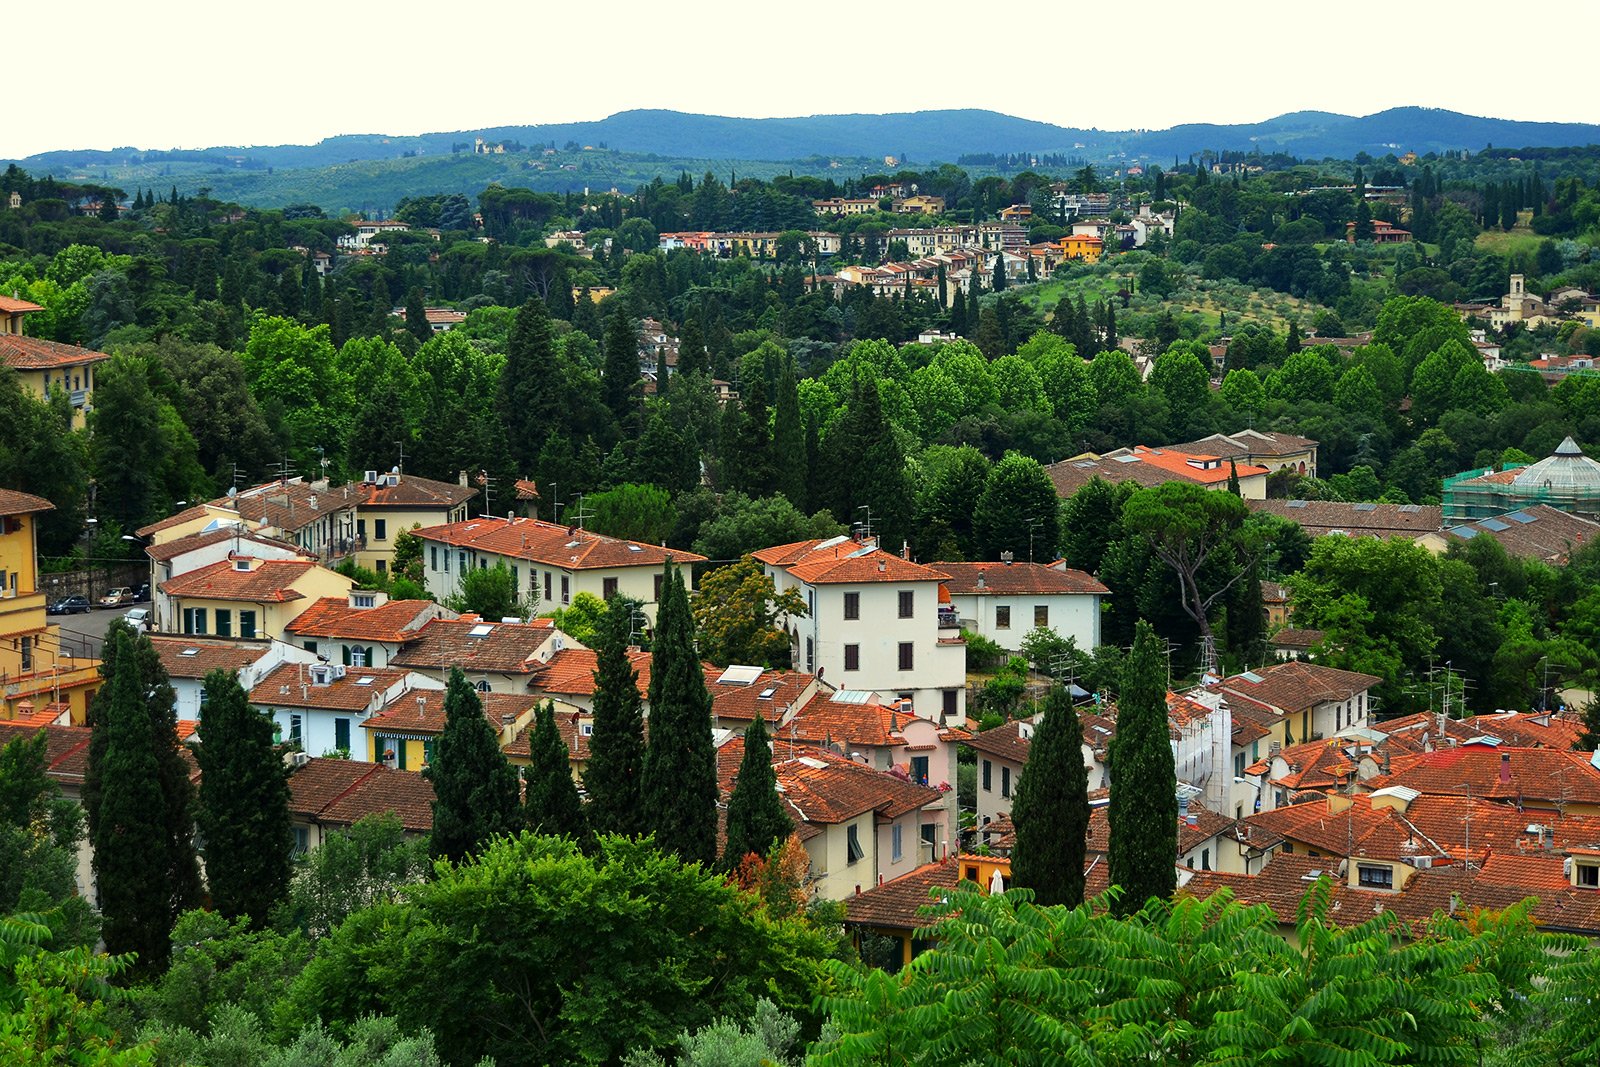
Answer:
877 558 887 573
458 470 469 487
901 540 910 561
1178 793 1190 819
1499 752 1512 784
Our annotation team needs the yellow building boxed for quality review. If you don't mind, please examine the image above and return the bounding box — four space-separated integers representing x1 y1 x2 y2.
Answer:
1 295 111 429
361 688 538 770
1059 233 1103 263
0 488 101 722
158 556 354 641
354 472 477 575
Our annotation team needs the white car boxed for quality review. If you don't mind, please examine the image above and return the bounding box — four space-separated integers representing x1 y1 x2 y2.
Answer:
124 607 151 631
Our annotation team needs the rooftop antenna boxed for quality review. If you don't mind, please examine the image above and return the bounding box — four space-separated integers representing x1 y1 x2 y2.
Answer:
549 482 562 525
856 504 873 542
1027 517 1045 564
394 440 406 475
569 493 593 531
478 469 495 518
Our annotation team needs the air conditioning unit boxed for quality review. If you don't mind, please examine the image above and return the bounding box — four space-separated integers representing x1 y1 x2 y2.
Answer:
283 750 310 769
330 664 346 680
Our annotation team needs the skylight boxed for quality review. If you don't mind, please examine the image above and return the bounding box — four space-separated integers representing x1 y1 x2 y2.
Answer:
1287 500 1307 508
468 624 495 637
181 648 200 656
758 687 778 699
796 756 828 770
627 544 642 551
1353 502 1377 512
355 677 375 686
717 665 763 686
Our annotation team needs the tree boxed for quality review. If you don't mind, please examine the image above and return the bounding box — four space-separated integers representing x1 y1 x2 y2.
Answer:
523 701 587 841
584 595 649 837
1121 482 1252 664
282 812 430 940
972 452 1061 562
691 555 808 668
1009 686 1089 907
404 286 431 342
423 667 521 864
771 362 808 511
602 304 640 424
450 559 528 620
640 562 719 866
586 483 676 545
1107 620 1177 914
195 669 293 927
544 591 609 645
499 297 562 468
88 626 201 976
722 713 791 869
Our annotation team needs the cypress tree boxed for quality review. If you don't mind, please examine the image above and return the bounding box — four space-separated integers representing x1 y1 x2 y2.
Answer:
424 667 521 864
572 286 601 341
1227 459 1241 496
499 297 561 470
992 253 1007 291
522 701 586 840
1106 620 1178 915
640 562 719 866
949 287 968 334
771 360 808 511
1009 686 1089 907
195 668 293 926
583 595 648 836
404 286 432 342
88 626 201 976
722 712 790 868
601 304 640 423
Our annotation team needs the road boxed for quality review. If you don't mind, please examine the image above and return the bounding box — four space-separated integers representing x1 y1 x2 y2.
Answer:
51 603 145 660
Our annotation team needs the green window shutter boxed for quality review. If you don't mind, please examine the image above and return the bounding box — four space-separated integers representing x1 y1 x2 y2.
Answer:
341 646 351 666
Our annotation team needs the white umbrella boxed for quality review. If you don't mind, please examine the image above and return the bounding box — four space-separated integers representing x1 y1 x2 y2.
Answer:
989 867 1006 896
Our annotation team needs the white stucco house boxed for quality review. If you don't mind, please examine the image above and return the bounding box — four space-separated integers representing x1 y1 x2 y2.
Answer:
936 559 1108 653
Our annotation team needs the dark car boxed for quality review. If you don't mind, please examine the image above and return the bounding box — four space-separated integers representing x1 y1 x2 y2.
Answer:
47 595 91 615
133 582 151 602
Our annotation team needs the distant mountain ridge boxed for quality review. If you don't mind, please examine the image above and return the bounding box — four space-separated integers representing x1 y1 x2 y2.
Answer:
14 106 1600 171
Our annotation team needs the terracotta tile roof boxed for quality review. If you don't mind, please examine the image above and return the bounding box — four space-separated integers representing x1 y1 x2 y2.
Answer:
529 646 652 697
1398 795 1600 857
144 526 311 563
752 538 948 584
285 597 446 642
1130 446 1270 484
1084 801 1236 858
1243 796 1448 861
357 473 477 510
136 503 217 538
503 704 618 763
843 857 963 929
0 333 111 371
784 688 910 749
1365 747 1600 807
148 636 274 679
1246 737 1361 791
413 516 703 569
287 757 435 832
222 479 357 534
160 558 318 602
249 662 415 712
361 689 536 738
1442 505 1600 564
1260 581 1290 603
716 737 944 826
704 667 817 725
1166 430 1318 460
0 723 92 785
1268 627 1325 650
0 488 54 515
1044 456 1200 496
1208 661 1380 718
1248 499 1444 537
1232 717 1270 747
963 720 1032 763
390 617 556 675
934 560 1108 596
0 295 45 314
1380 710 1589 753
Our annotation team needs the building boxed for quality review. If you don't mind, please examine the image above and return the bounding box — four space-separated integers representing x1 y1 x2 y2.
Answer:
352 470 477 575
395 306 467 332
1360 746 1600 816
148 635 318 721
528 645 653 719
145 527 315 632
158 555 355 641
1487 274 1556 330
1166 430 1318 478
843 853 1011 968
1059 233 1103 263
0 489 102 722
1205 661 1382 752
813 198 879 217
286 757 436 853
360 688 538 770
284 592 453 668
413 516 704 623
1345 219 1411 244
249 660 443 761
896 195 945 215
1247 499 1443 539
1045 448 1270 500
140 478 363 566
1418 504 1600 565
390 616 571 694
935 560 1108 653
1442 437 1600 522
0 295 110 429
751 536 966 723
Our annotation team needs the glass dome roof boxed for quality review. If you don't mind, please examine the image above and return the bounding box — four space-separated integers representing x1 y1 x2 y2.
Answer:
1510 437 1600 494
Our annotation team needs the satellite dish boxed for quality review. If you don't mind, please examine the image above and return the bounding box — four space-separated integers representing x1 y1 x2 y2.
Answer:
227 486 238 498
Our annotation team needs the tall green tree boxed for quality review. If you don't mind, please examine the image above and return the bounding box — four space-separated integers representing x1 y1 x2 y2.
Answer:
523 701 586 841
423 667 521 864
1009 686 1089 907
583 596 648 837
1106 620 1177 915
498 297 561 469
88 626 201 975
640 562 719 866
195 669 293 927
722 712 790 869
404 286 431 342
602 305 640 425
972 451 1061 562
770 361 807 511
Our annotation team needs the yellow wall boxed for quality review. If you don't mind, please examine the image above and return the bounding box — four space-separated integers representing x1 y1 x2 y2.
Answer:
170 565 353 640
0 512 101 721
355 510 460 572
14 364 97 429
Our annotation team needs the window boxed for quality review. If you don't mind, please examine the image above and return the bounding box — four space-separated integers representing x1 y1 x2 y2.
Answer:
289 714 302 744
545 572 553 602
943 689 959 718
431 546 438 571
1201 848 1211 872
1034 604 1049 628
844 644 860 671
374 519 387 541
357 519 366 538
1578 864 1600 889
422 739 435 767
293 827 309 854
921 823 937 857
898 590 914 618
348 646 368 668
1358 864 1394 890
1234 752 1246 777
805 637 814 671
653 573 663 602
215 609 233 638
898 642 914 671
603 577 619 599
847 823 864 864
376 559 387 574
892 823 903 862
458 551 467 573
476 680 491 693
183 607 207 635
334 718 350 753
561 575 570 605
995 605 1011 629
302 640 318 654
982 760 992 792
843 591 860 620
911 755 929 786
1001 766 1012 798
19 636 31 672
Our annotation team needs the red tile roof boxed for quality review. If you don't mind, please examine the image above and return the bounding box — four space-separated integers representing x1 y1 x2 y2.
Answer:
136 503 218 538
0 722 92 785
752 538 948 584
287 757 435 832
1130 446 1270 484
149 636 274 680
1364 747 1600 807
0 295 45 314
1247 499 1444 538
529 646 652 697
0 333 111 371
361 689 536 737
934 561 1108 596
1246 737 1360 791
220 479 356 534
785 688 908 749
1208 661 1380 718
249 663 416 712
357 473 476 510
413 516 703 569
160 558 319 602
704 667 817 725
144 526 311 563
843 857 963 929
390 617 556 676
716 737 944 826
285 597 445 643
0 488 53 516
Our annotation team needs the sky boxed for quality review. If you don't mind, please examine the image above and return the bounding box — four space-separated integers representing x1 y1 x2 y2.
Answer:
9 0 1595 159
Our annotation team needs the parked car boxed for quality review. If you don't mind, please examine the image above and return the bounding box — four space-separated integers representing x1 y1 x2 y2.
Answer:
124 607 151 631
99 587 135 608
47 595 91 615
133 582 151 602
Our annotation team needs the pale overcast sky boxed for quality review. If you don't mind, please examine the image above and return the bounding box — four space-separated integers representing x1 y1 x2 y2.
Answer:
8 0 1593 158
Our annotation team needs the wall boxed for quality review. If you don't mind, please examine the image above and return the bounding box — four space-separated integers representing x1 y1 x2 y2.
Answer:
423 545 676 623
949 591 1101 652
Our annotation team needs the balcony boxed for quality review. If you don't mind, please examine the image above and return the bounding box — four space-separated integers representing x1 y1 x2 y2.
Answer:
937 607 961 632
